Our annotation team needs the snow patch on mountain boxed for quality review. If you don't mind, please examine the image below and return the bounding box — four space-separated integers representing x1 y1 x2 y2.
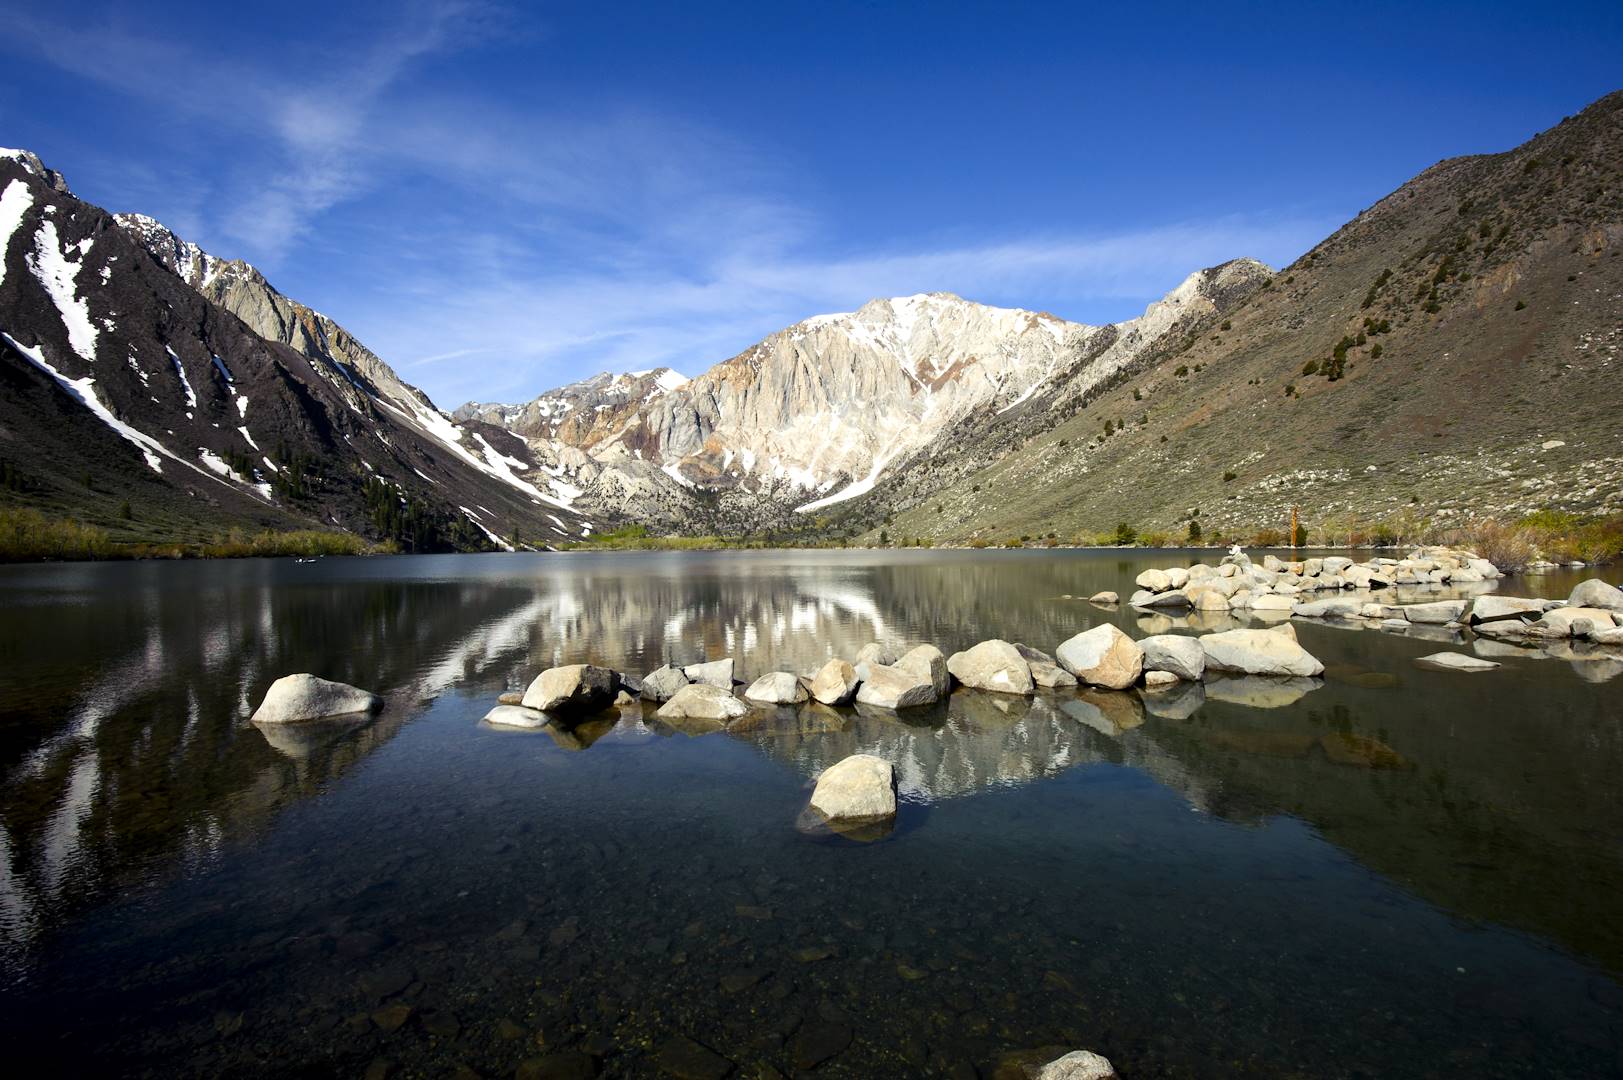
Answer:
4 330 167 473
26 220 98 362
0 179 33 287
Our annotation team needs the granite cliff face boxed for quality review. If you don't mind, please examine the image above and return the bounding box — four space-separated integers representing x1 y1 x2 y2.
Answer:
465 272 1270 531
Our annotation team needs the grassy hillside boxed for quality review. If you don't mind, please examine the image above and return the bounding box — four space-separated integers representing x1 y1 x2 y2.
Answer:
876 91 1623 546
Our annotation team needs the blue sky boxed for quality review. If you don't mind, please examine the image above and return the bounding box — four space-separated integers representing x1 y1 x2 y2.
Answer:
1 1 1618 407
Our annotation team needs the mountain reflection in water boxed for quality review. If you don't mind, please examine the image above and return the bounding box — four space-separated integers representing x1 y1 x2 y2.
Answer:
0 550 1619 1077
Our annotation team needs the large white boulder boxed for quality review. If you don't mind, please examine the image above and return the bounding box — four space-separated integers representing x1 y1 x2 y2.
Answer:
1568 579 1623 612
1200 628 1325 677
522 664 619 714
656 683 748 721
896 644 952 698
854 664 939 709
683 658 735 688
1056 624 1144 689
809 754 896 822
745 671 809 705
1165 567 1191 589
1138 634 1204 681
809 658 859 706
251 674 382 724
946 640 1034 695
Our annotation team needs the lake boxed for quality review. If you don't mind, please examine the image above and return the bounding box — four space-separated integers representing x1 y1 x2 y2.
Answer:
0 549 1619 1078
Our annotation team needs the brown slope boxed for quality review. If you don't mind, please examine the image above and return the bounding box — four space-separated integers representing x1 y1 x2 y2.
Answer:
880 89 1623 544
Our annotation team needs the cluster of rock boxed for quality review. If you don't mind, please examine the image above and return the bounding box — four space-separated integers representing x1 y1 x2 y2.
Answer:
1121 543 1623 673
1126 546 1501 614
482 621 1329 825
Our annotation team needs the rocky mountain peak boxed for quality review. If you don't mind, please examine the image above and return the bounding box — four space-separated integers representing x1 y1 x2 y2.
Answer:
0 148 72 195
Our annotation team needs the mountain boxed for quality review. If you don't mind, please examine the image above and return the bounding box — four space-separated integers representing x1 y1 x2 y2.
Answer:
465 273 1269 533
0 149 596 550
6 88 1619 553
867 89 1623 544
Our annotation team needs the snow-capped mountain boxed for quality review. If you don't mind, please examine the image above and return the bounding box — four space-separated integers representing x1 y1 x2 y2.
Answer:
468 270 1270 526
0 148 595 549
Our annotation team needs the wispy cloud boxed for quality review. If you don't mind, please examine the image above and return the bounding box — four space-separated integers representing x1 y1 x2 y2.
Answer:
2 2 1335 409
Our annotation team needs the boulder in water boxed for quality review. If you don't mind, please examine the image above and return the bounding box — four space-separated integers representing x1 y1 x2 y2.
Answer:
809 754 896 822
1568 579 1623 612
946 639 1034 695
656 683 748 722
1138 634 1204 681
1056 624 1143 690
744 672 809 705
1413 652 1500 672
1035 1049 1118 1080
854 664 939 709
482 705 548 728
809 658 859 706
1200 628 1325 677
521 664 619 714
640 664 690 703
251 674 383 724
683 658 735 688
896 644 951 698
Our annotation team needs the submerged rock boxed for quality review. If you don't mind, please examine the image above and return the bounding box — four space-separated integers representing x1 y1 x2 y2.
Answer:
521 664 619 714
744 671 809 705
1056 624 1143 689
1035 1049 1118 1080
656 683 748 722
482 705 549 728
1200 628 1325 677
496 690 524 706
946 639 1035 694
641 664 690 703
809 754 896 822
1414 652 1500 672
251 674 383 724
809 658 860 705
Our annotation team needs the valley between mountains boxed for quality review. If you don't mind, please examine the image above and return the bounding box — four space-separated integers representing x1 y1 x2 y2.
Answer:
2 90 1620 554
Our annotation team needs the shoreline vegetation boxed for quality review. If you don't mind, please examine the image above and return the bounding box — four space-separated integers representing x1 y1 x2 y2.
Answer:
2 507 1618 567
0 507 395 563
